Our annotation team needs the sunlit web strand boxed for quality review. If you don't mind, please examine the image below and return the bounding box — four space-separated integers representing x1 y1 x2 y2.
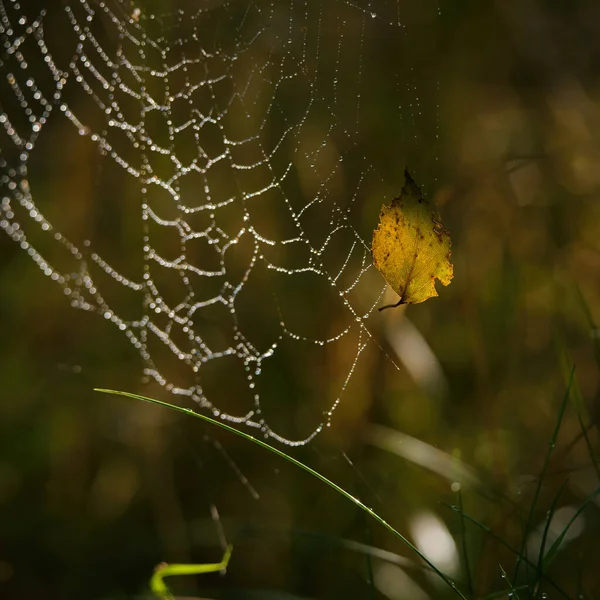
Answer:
0 0 421 445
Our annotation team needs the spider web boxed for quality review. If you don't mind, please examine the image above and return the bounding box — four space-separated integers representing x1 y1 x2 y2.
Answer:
0 0 439 445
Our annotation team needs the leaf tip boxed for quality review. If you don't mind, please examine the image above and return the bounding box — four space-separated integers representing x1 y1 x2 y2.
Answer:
402 168 422 198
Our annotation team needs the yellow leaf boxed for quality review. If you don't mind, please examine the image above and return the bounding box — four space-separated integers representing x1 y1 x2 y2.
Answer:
371 170 453 311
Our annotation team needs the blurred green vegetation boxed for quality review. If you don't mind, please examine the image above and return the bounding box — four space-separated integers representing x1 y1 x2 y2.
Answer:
1 1 600 599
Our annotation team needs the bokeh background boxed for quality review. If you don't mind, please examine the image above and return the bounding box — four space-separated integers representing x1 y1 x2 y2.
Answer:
1 1 600 598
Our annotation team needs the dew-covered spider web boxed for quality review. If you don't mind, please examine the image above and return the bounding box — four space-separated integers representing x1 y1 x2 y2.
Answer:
0 0 440 445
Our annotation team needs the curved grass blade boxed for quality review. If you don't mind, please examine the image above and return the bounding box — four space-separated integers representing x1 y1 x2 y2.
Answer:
443 503 570 600
574 286 600 369
456 491 473 600
534 478 569 597
95 388 467 600
567 374 600 481
499 564 521 600
542 486 600 572
512 366 574 584
482 582 529 600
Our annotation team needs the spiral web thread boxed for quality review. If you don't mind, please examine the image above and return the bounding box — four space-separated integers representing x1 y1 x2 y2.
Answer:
0 0 429 445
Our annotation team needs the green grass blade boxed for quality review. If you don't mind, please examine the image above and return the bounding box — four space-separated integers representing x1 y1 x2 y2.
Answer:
457 491 474 599
574 286 600 369
481 583 529 600
498 564 521 600
150 544 233 599
569 378 600 481
95 388 467 600
542 485 600 572
534 477 569 596
555 340 600 479
443 504 570 600
512 366 574 584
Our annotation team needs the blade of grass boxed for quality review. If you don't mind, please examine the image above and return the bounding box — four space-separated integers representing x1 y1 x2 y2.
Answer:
569 379 600 481
555 332 600 478
533 477 569 598
457 490 473 600
95 388 467 600
363 514 375 600
442 503 570 600
481 583 529 600
499 564 521 600
150 544 233 599
574 286 600 369
512 366 574 584
226 521 424 571
542 485 600 572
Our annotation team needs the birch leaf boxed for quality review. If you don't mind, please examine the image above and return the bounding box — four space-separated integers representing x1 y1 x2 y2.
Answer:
372 170 453 311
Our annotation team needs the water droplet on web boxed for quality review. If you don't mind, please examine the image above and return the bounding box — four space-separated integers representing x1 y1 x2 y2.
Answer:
0 0 399 450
